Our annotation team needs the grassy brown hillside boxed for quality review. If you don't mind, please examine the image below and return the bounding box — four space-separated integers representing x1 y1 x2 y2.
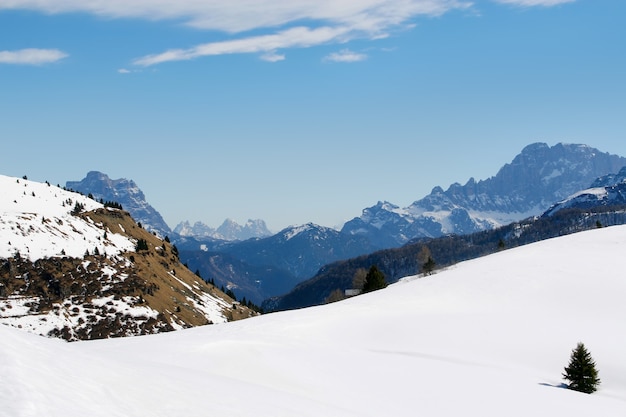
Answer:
0 207 256 341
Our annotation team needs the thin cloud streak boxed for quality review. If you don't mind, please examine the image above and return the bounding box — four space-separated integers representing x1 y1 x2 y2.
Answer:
261 52 286 63
324 49 368 63
493 0 576 6
133 26 351 66
0 48 68 65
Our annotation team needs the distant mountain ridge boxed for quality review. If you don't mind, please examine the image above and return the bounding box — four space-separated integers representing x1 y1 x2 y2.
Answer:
266 201 626 312
342 143 626 247
66 171 172 237
178 222 376 305
64 143 626 306
174 218 272 241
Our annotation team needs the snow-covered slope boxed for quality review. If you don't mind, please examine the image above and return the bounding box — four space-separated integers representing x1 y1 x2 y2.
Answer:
0 175 254 340
0 175 134 260
2 225 625 416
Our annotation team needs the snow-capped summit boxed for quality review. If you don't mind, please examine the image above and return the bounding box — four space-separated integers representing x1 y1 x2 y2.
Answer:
216 218 272 240
173 218 272 241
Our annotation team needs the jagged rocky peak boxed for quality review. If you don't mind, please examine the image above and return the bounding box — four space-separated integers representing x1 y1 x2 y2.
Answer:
343 142 626 249
423 142 626 213
360 201 402 219
68 171 144 201
66 171 171 237
174 220 217 238
174 218 272 241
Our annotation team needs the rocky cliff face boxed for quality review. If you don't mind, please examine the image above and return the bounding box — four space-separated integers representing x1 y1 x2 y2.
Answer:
66 171 172 237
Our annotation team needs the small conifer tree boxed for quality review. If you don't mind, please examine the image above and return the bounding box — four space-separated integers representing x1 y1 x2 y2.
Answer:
563 342 601 394
362 265 387 293
422 256 436 275
135 238 149 251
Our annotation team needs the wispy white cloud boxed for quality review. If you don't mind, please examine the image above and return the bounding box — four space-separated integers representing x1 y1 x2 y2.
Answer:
133 26 351 66
324 49 368 63
117 68 131 74
0 1 473 65
0 0 576 66
0 1 473 33
261 52 286 63
0 48 68 65
492 0 576 6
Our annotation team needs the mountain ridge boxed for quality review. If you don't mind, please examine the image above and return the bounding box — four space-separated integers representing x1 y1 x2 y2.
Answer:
342 142 626 247
66 171 172 237
61 142 626 306
174 218 272 241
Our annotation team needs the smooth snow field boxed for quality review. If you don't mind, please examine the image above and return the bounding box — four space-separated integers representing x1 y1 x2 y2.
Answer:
2 226 625 417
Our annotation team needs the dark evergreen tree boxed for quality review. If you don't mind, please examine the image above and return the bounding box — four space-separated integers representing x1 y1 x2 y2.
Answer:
71 201 85 215
422 256 436 275
135 239 149 251
362 265 387 293
106 201 123 210
563 342 601 394
225 288 236 300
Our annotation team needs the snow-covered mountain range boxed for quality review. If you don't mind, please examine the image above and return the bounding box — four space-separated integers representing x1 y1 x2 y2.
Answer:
2 225 625 416
342 143 626 247
63 142 626 305
174 218 272 241
217 222 376 279
0 175 254 340
67 171 274 242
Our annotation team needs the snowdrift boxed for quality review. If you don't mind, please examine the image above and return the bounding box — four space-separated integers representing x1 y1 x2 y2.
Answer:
1 225 625 416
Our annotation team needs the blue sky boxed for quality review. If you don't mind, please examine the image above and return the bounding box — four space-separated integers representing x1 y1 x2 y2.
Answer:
1 0 625 232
